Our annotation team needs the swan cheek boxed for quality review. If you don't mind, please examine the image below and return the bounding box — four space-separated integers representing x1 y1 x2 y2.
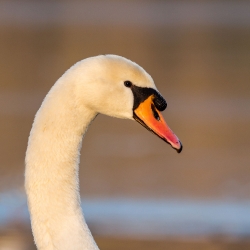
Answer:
133 95 182 153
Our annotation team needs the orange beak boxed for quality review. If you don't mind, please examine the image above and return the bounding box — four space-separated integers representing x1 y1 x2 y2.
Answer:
133 95 182 153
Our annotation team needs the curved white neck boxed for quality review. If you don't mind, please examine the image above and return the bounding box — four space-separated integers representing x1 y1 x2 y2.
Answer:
25 78 99 250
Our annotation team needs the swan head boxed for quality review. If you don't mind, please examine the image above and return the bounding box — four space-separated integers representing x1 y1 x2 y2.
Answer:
73 55 182 153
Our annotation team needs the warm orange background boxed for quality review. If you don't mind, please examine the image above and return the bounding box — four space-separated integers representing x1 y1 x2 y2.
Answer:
0 1 249 249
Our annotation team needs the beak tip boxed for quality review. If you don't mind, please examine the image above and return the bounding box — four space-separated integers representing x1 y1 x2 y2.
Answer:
176 141 183 153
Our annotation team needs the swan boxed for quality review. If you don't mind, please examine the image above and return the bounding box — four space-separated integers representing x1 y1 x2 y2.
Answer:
25 55 182 250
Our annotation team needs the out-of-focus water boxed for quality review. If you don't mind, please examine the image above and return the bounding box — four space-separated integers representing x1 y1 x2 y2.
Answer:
0 1 250 28
0 1 250 248
1 191 250 239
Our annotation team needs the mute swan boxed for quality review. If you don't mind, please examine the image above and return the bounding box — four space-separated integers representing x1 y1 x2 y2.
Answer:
25 55 182 250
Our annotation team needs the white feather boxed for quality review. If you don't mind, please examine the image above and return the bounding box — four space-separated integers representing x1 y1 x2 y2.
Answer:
25 55 156 250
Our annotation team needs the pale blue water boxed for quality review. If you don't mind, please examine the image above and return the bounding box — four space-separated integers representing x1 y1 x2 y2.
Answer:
0 2 250 28
0 191 250 238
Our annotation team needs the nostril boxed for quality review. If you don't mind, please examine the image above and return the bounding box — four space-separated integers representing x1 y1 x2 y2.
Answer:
151 104 160 121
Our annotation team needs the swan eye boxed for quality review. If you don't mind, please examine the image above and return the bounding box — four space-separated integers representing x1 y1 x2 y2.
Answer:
124 81 132 88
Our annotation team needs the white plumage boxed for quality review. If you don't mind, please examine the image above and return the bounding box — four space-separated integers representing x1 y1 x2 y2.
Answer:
25 55 181 250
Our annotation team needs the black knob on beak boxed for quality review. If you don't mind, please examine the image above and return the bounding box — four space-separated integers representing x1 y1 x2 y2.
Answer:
153 93 167 111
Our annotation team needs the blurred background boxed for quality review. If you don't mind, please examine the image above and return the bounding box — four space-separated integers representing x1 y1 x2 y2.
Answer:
0 1 250 249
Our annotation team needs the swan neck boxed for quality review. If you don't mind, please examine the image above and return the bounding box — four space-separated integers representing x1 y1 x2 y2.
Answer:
25 79 99 250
